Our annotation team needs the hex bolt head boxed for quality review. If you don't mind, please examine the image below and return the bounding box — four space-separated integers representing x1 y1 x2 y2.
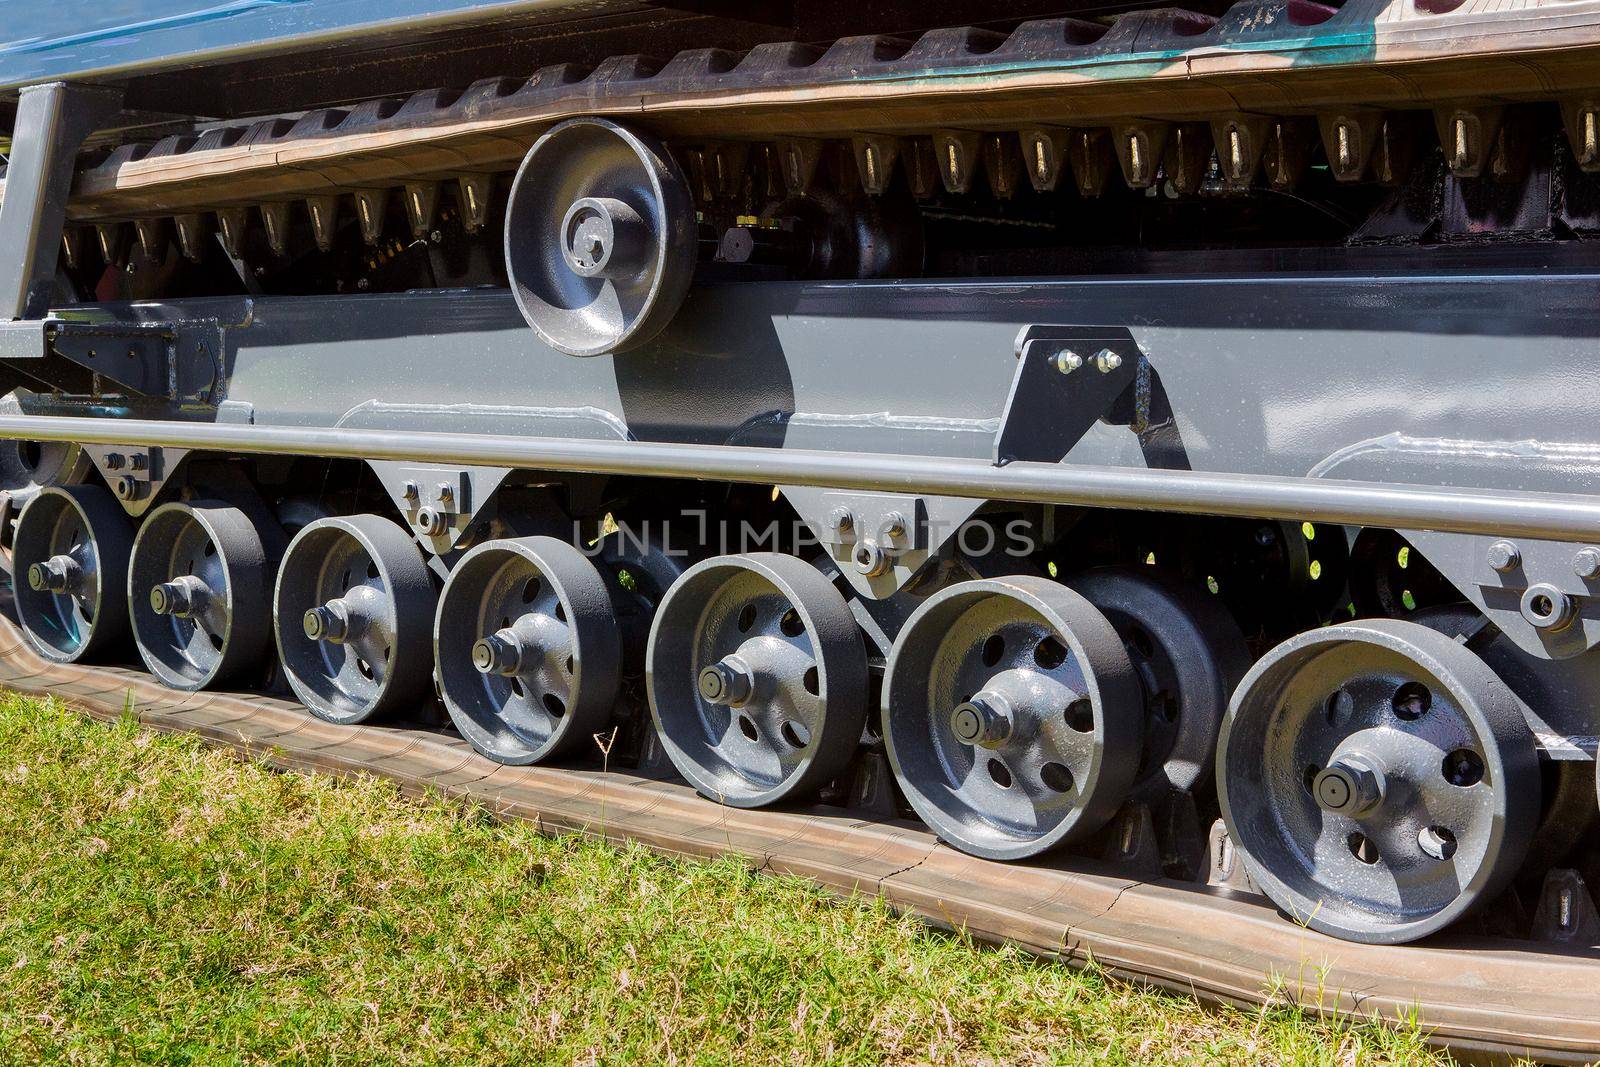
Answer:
129 453 148 472
27 554 79 594
950 692 1013 748
1487 539 1521 573
826 507 854 535
400 480 420 503
436 482 455 505
104 452 126 471
698 658 754 706
471 629 525 677
149 575 209 618
303 601 353 644
1574 548 1600 580
1312 758 1385 817
882 511 910 540
1093 348 1123 373
1051 350 1083 375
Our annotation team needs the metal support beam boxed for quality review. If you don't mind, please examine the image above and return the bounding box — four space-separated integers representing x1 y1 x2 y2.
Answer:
0 414 1597 542
0 82 121 321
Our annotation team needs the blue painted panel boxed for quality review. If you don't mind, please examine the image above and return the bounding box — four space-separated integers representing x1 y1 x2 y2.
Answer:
0 0 591 91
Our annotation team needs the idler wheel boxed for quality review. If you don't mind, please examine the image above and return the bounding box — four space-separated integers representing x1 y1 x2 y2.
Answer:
13 484 133 663
646 553 868 807
504 117 696 356
128 501 276 691
1067 567 1251 804
435 536 622 765
274 515 437 724
882 576 1143 860
1218 618 1539 943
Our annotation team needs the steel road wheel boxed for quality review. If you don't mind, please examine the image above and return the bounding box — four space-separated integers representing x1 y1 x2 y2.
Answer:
436 536 621 765
1218 618 1539 944
1067 566 1251 805
882 576 1143 861
13 484 133 663
274 514 437 724
127 501 275 691
646 553 868 807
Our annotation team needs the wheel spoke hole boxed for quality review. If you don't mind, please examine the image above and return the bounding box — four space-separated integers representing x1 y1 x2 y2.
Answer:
1443 748 1485 787
1033 636 1066 671
1346 831 1379 865
356 658 374 681
203 542 216 557
542 692 565 718
802 665 818 696
1325 688 1354 725
1303 764 1320 796
510 677 526 698
987 758 1012 789
981 633 1006 667
780 720 811 749
779 609 804 638
1128 626 1155 659
564 655 574 675
737 604 757 633
500 616 511 630
1040 762 1074 793
738 714 759 742
521 576 541 603
554 602 566 623
1065 698 1094 733
1418 825 1457 861
1392 681 1431 721
366 561 380 580
207 631 222 652
1152 692 1179 723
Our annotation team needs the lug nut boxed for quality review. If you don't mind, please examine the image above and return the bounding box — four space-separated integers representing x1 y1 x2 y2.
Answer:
471 628 526 676
1312 757 1385 817
1487 539 1521 573
827 507 854 536
303 600 357 644
149 575 210 618
699 657 755 706
1094 348 1123 373
950 692 1013 748
26 554 79 594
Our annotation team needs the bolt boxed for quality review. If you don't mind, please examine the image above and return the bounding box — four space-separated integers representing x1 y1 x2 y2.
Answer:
436 482 455 505
104 452 126 471
1574 548 1600 580
400 480 420 504
26 554 79 594
303 600 359 644
1487 539 1521 573
1312 757 1385 817
698 657 754 706
149 575 209 618
416 507 445 536
950 692 1013 748
1253 525 1277 548
1051 350 1083 375
471 629 526 676
826 507 854 536
1094 348 1123 373
112 475 141 501
129 453 148 472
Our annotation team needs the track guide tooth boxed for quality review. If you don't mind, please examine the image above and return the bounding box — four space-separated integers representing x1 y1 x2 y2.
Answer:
403 181 440 239
354 188 388 245
982 132 1023 199
95 222 130 268
777 137 825 196
752 143 786 199
1561 100 1600 172
1262 117 1316 191
1112 122 1170 189
932 129 982 194
60 225 87 271
215 207 250 259
851 135 901 196
134 218 168 264
306 194 340 252
174 213 208 262
1163 122 1212 196
1318 110 1383 181
1019 127 1069 192
1068 127 1116 197
1434 104 1506 179
902 136 941 200
259 202 292 258
1212 114 1271 188
456 175 493 233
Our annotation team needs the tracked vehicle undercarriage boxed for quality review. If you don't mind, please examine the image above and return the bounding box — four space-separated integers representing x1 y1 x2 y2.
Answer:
5 0 1600 1057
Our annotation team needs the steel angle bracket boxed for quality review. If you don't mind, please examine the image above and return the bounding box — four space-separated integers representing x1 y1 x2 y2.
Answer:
368 461 513 560
1403 529 1600 660
0 316 231 403
995 325 1142 465
83 444 191 517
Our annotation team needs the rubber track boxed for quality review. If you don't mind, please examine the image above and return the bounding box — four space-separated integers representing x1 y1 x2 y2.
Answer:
3 606 1597 1064
43 0 1600 219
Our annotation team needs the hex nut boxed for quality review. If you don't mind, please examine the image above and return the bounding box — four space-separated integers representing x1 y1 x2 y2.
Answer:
1574 548 1600 580
1487 540 1521 573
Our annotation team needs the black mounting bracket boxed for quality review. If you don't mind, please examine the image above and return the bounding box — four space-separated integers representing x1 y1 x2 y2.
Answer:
994 325 1143 465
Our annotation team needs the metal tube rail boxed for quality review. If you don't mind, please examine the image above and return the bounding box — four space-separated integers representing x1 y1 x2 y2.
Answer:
0 414 1596 541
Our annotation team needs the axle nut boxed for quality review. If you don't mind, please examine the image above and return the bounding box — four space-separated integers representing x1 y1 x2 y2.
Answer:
1312 758 1385 817
950 693 1013 748
698 658 754 706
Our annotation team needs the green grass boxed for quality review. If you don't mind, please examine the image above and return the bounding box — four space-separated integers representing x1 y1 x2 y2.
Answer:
0 692 1456 1066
